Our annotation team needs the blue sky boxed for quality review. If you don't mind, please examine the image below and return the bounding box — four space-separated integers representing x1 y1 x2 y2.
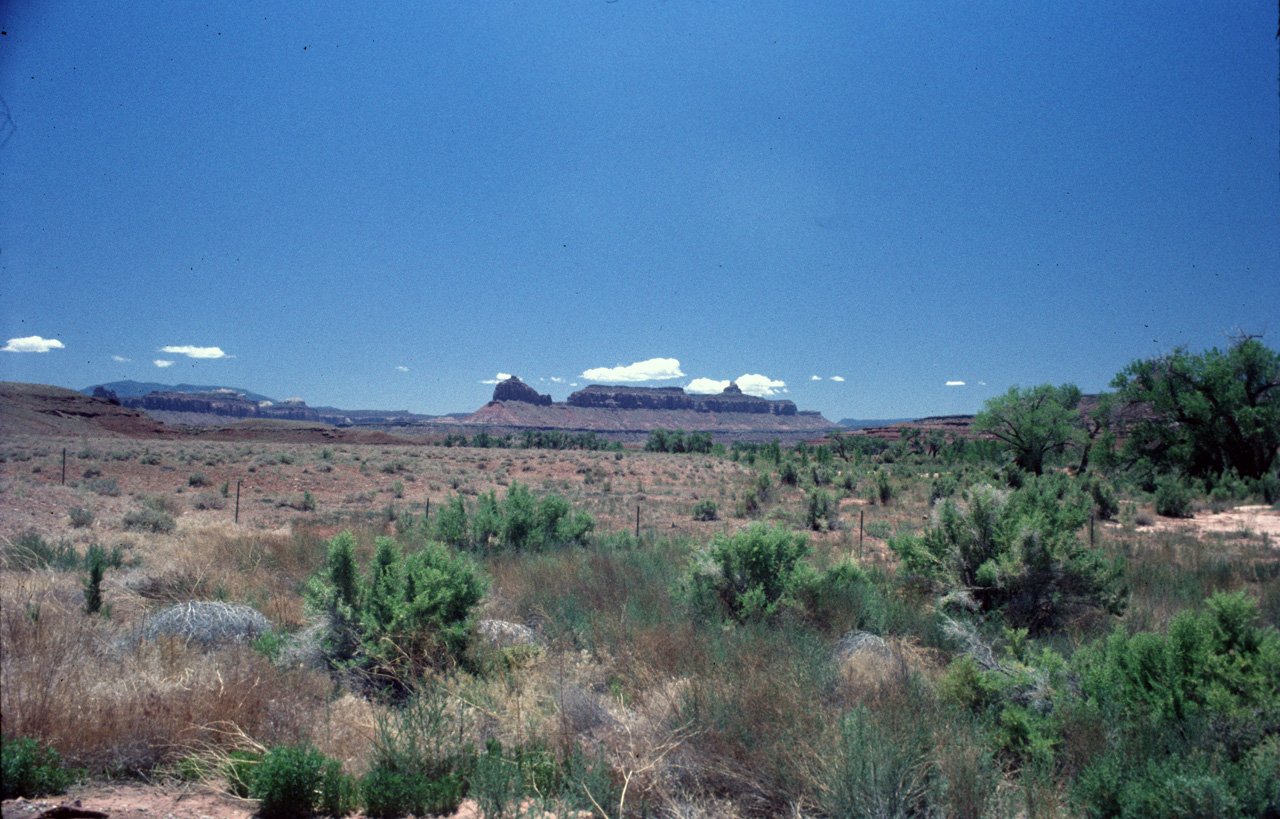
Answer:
2 2 1276 419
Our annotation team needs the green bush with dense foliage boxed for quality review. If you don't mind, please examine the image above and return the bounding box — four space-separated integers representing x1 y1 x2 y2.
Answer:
691 523 812 620
2 735 76 799
892 476 1125 632
307 532 487 684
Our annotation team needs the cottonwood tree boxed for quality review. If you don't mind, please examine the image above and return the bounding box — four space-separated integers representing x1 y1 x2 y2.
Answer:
973 384 1083 476
1112 336 1280 480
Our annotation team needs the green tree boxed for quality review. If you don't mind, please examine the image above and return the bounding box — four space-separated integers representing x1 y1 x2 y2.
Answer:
972 384 1083 476
1111 336 1280 480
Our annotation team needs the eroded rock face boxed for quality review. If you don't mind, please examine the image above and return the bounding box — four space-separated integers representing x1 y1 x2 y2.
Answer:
492 376 552 406
121 391 321 421
567 383 798 415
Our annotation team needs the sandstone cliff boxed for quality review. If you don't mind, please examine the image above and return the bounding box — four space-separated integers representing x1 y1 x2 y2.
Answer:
464 378 832 435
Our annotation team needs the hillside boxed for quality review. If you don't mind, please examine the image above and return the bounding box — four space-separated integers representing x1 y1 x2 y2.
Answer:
0 382 173 438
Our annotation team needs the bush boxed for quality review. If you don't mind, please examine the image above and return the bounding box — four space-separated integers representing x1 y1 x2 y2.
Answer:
252 746 327 819
805 488 836 531
82 544 107 615
2 735 75 799
188 472 210 487
192 491 227 510
1088 477 1120 521
4 531 80 570
123 506 176 533
818 704 936 819
362 689 467 817
87 477 120 496
225 749 264 798
68 507 94 528
1154 476 1194 518
892 478 1125 632
306 532 487 682
691 499 718 521
692 523 811 620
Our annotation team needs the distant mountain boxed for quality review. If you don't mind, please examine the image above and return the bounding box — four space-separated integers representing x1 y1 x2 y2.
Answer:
82 380 275 403
837 418 914 428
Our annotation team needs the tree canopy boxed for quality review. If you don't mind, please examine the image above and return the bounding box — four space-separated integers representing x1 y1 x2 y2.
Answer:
972 384 1083 476
1112 337 1280 480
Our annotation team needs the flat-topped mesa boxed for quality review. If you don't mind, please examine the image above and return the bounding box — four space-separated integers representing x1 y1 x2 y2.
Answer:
491 376 552 406
122 391 321 421
567 383 797 416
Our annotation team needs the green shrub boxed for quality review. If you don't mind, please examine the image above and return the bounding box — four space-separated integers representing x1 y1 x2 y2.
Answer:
875 470 894 505
4 531 80 570
1154 476 1194 518
692 523 812 620
691 499 718 521
188 472 210 487
87 477 120 496
1088 477 1120 521
82 544 107 615
434 494 470 548
2 735 75 799
362 689 467 817
779 461 799 486
123 506 176 533
318 759 359 818
892 477 1125 632
68 506 94 528
817 701 936 819
805 488 836 531
225 749 264 798
307 532 487 682
252 746 326 819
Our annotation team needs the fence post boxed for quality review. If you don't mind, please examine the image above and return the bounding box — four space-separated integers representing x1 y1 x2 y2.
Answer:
235 480 241 524
859 510 864 560
636 505 640 538
61 448 67 486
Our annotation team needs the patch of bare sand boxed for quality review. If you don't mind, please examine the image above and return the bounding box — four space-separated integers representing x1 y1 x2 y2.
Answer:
2 787 583 819
1151 504 1280 541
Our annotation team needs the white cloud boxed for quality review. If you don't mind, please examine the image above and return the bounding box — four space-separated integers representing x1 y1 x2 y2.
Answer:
811 375 822 381
3 336 65 353
112 355 131 363
582 357 684 382
736 374 786 397
550 377 565 383
160 345 228 359
686 377 731 394
396 366 409 372
480 372 514 385
831 375 845 382
946 381 966 387
154 360 174 368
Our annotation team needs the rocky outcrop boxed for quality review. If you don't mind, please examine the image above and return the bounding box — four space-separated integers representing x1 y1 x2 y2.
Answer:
122 391 322 422
567 382 798 415
492 376 552 406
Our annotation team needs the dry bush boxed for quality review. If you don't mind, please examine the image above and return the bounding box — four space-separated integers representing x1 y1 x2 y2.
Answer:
1 579 331 774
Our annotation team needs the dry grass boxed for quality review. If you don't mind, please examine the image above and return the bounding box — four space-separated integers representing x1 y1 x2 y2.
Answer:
0 573 331 773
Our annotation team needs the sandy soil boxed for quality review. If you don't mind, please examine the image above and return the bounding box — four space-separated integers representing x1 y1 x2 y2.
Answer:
1 786 509 819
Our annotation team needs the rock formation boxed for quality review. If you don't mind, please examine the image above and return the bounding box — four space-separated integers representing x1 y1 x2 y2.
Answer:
462 377 834 437
567 383 798 415
120 391 322 422
491 376 553 406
